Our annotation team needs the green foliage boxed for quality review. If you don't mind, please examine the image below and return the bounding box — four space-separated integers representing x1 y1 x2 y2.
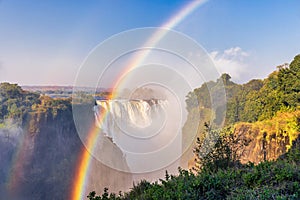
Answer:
240 110 300 150
0 82 79 130
277 55 300 108
34 95 71 116
73 91 94 104
0 82 40 125
88 54 300 199
88 147 300 200
185 54 300 125
87 188 121 200
0 83 88 199
193 123 249 172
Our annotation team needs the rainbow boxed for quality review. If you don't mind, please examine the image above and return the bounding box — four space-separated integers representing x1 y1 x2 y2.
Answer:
71 125 101 200
71 1 208 199
6 129 30 195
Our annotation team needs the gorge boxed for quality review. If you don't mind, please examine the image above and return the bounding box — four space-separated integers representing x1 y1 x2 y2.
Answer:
0 54 299 199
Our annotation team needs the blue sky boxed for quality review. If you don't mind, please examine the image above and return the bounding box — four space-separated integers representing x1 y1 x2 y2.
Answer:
0 0 299 86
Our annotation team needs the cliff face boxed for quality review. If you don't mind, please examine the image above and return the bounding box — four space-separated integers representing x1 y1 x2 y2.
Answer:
183 55 300 170
18 103 81 200
72 103 133 198
236 110 300 164
187 110 300 169
235 123 288 164
1 101 132 200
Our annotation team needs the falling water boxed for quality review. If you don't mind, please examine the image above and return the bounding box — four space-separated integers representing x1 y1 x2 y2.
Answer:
94 99 168 143
93 98 182 175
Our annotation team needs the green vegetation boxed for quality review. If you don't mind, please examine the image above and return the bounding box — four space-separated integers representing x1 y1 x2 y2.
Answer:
193 123 250 172
185 55 300 124
184 54 300 165
0 82 76 130
1 54 299 199
0 83 96 129
87 130 300 200
0 82 40 126
88 54 300 199
0 83 87 199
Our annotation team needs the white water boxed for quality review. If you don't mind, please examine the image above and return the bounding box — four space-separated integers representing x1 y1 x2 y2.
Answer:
93 98 182 173
95 99 167 141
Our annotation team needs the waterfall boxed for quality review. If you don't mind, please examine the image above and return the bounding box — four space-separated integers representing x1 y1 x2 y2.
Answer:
93 98 181 173
94 99 167 142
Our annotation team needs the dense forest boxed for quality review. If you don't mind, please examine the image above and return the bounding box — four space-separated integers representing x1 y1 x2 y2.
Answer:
88 55 300 199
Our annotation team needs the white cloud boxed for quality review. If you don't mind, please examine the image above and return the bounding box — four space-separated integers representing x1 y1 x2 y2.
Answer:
224 47 249 58
209 47 250 82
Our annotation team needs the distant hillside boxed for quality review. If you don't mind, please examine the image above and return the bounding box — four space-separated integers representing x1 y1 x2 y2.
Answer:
21 85 113 99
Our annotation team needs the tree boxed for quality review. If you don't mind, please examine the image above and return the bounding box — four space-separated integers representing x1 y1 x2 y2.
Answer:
278 54 300 107
219 73 232 85
193 123 250 172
